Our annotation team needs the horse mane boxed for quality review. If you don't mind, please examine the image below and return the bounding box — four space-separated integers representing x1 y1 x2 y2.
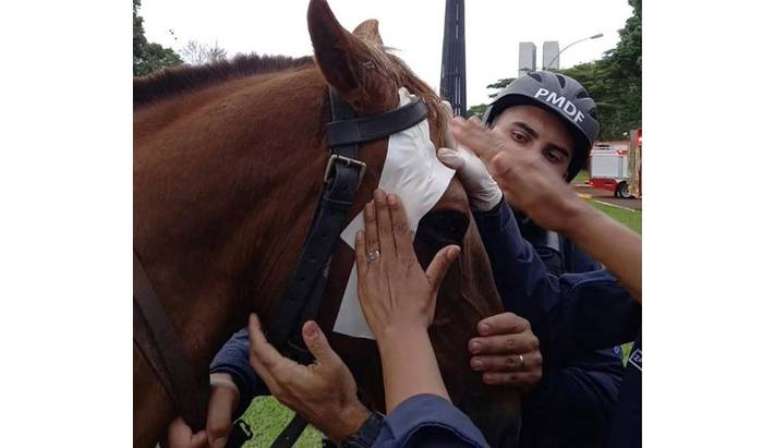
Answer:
133 53 314 107
385 52 450 144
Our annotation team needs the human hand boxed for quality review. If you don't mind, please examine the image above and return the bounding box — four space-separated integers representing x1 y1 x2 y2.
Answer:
164 379 239 448
355 189 460 340
165 416 207 448
437 145 503 212
204 376 240 448
247 314 370 443
449 116 584 233
468 313 543 390
437 102 502 212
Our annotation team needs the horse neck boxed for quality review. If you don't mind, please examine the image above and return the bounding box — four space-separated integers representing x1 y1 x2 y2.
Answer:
134 68 330 369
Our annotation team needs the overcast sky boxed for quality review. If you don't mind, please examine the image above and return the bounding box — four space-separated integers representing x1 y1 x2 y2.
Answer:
141 0 633 106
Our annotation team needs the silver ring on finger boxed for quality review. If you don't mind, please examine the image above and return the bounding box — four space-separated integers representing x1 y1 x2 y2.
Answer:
367 249 381 263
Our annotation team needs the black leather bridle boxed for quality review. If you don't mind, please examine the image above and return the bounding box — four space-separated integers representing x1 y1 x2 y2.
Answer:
133 87 429 445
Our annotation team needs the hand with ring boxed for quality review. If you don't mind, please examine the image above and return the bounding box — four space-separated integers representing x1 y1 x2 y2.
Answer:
355 189 460 340
468 312 543 391
355 189 461 412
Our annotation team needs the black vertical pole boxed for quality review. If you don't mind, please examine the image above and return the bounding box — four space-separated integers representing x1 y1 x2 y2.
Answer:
440 0 467 117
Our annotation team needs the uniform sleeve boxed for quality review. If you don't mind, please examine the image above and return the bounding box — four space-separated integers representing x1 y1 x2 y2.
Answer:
373 394 489 448
209 327 269 416
473 199 640 358
520 348 624 446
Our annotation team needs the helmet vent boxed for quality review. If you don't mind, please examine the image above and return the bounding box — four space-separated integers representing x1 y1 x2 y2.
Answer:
527 72 542 82
576 90 589 99
556 74 566 88
589 107 598 119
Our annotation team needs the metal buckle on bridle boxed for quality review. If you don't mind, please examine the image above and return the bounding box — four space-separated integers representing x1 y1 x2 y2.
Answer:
324 154 367 188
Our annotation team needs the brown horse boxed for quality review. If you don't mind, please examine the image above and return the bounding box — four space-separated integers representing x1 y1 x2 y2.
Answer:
134 0 520 446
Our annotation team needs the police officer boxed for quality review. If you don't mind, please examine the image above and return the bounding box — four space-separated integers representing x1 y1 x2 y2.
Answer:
441 71 642 448
437 83 622 446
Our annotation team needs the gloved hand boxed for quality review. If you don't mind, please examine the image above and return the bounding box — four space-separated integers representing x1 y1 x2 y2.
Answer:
437 145 503 212
438 101 502 212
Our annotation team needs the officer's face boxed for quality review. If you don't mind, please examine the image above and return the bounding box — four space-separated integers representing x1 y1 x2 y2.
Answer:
492 105 575 178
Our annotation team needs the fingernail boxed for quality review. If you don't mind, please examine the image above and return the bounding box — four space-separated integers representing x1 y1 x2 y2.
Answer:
357 230 364 241
470 340 481 353
471 359 483 370
303 321 318 338
479 323 491 335
387 194 398 206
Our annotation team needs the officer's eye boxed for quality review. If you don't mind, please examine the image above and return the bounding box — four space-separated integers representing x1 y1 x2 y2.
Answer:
510 130 529 144
543 148 566 164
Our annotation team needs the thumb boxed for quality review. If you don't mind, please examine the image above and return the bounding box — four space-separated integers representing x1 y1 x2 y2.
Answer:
206 385 238 448
426 245 461 294
437 147 465 170
302 321 340 366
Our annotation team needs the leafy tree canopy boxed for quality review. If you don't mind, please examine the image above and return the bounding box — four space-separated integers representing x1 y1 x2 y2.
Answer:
133 0 182 76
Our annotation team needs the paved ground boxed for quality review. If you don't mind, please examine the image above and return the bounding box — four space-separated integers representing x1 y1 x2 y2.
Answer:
573 183 642 211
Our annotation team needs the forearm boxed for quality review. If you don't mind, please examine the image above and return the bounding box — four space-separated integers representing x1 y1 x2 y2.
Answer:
474 199 560 313
377 326 450 413
563 203 642 302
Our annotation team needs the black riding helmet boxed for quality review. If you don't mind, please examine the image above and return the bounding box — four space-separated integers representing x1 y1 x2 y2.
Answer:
482 71 600 181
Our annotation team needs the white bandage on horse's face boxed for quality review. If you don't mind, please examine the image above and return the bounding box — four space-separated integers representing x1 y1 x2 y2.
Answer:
334 87 456 340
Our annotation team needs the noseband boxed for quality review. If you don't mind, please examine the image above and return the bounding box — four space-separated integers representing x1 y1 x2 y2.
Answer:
133 87 428 437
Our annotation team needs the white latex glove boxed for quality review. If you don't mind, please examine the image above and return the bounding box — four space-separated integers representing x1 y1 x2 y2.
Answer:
437 145 503 212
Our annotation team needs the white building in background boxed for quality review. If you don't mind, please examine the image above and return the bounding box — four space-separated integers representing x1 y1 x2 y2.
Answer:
543 41 560 70
518 42 536 77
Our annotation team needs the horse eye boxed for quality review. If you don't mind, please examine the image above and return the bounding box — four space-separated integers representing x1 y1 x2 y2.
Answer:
416 211 469 249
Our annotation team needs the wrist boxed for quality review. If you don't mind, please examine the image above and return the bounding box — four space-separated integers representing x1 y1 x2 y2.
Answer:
328 401 370 443
340 411 385 448
471 188 503 212
375 324 429 351
559 195 595 236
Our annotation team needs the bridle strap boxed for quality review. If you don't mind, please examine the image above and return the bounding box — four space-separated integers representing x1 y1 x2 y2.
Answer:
266 88 365 359
326 97 428 147
133 251 209 431
264 89 429 448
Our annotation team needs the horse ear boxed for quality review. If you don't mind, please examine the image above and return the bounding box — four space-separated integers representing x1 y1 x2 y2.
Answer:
353 19 384 47
307 0 396 113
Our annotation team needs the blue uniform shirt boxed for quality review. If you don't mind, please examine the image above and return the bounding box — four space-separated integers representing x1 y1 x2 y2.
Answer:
374 394 489 447
473 200 640 359
473 199 641 447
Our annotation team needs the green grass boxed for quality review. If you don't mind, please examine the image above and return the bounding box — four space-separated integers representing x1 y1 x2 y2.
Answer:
589 200 642 235
239 397 322 447
587 198 639 365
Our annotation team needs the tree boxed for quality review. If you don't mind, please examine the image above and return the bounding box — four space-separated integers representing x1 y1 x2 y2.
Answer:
180 40 228 66
466 103 489 119
133 0 182 76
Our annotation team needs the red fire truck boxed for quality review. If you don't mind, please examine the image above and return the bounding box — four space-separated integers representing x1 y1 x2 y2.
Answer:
588 128 642 198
